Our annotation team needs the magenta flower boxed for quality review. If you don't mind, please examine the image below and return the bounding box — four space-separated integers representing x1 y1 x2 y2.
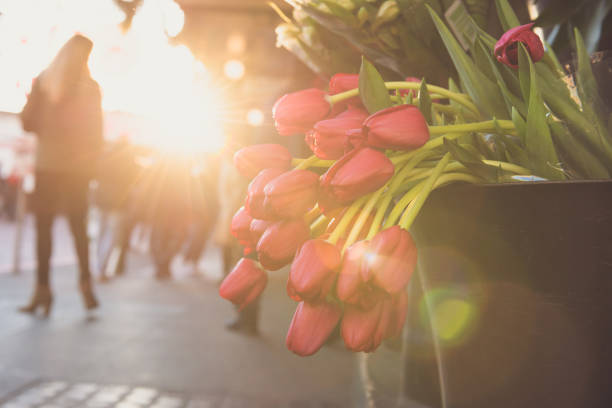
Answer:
494 23 544 69
341 297 392 352
245 168 285 220
329 73 359 95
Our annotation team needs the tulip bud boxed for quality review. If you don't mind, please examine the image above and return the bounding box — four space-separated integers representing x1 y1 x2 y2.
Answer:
341 297 392 352
286 300 342 356
256 219 310 271
234 144 292 179
494 23 544 69
363 105 430 150
320 147 394 205
230 207 252 245
329 73 359 95
263 169 319 218
219 258 268 310
249 218 273 247
245 168 285 220
336 241 369 302
273 88 331 136
366 226 417 295
306 107 369 160
287 239 341 302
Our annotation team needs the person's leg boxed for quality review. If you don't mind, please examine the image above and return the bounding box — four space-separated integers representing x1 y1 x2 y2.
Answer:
67 209 92 283
35 210 54 287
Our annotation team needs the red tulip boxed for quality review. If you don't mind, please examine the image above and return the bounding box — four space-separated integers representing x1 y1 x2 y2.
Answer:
336 241 371 304
245 168 285 220
273 88 331 136
263 169 319 219
494 23 544 69
341 297 393 352
363 105 429 150
287 239 341 302
366 226 417 295
256 219 310 271
230 207 252 245
234 144 292 179
320 147 394 205
219 258 267 310
249 218 273 246
306 107 369 160
329 73 359 95
286 300 342 356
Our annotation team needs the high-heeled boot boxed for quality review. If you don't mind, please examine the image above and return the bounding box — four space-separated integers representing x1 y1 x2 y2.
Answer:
18 285 53 317
79 280 99 310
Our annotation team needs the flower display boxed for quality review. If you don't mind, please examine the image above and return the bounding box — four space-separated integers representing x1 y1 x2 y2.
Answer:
219 0 612 358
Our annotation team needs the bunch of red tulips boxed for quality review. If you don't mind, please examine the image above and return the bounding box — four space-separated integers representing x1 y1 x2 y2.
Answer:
219 21 550 355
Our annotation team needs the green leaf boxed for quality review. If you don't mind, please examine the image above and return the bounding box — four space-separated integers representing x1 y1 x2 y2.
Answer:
499 134 530 168
318 0 359 26
426 5 508 119
359 56 393 114
574 27 612 158
417 78 433 124
548 117 610 179
511 106 526 145
517 43 530 102
521 45 565 180
443 138 500 182
494 0 521 32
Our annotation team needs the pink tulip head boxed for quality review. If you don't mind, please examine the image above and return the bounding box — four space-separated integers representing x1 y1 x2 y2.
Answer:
363 105 430 150
219 258 267 310
230 207 253 245
287 239 341 302
329 73 359 95
233 144 292 179
273 88 331 136
336 240 381 310
494 23 544 69
256 219 310 271
245 168 285 220
286 300 342 356
263 169 319 219
249 218 273 247
306 107 369 160
341 297 392 352
366 226 417 295
320 147 394 205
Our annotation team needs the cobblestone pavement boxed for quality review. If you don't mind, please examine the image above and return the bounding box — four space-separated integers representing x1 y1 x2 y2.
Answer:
0 380 344 408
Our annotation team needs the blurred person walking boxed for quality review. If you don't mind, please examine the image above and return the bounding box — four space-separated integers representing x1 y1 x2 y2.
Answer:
19 34 103 316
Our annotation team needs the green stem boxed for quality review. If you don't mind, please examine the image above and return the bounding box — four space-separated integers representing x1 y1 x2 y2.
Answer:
343 184 387 251
429 120 514 136
328 82 480 117
293 155 325 170
310 214 330 237
327 195 369 245
482 160 531 175
398 153 451 230
390 132 463 165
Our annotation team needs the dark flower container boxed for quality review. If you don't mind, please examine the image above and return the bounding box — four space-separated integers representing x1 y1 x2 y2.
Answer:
396 180 612 408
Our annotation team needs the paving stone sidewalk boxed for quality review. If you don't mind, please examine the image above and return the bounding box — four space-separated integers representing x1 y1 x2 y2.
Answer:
0 253 355 407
